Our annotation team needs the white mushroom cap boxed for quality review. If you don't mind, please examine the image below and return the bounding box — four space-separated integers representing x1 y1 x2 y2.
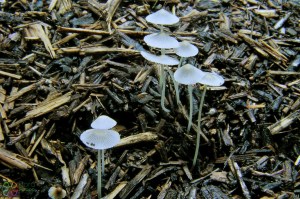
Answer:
175 41 199 57
80 129 120 150
174 64 205 85
48 186 67 199
198 72 225 86
91 115 117 130
144 33 179 49
141 51 179 65
146 9 179 25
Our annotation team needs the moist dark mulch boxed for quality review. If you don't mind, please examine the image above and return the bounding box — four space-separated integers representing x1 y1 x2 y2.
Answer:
0 0 299 198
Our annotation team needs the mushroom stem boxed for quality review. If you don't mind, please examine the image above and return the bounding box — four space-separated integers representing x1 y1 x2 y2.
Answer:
159 25 164 34
101 149 105 175
166 67 181 105
160 70 170 112
178 57 184 68
192 85 207 168
160 48 166 56
172 57 184 105
187 85 193 132
159 65 164 91
97 149 102 199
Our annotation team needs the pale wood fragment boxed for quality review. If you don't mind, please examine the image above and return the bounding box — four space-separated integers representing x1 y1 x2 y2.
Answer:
115 132 158 148
267 110 300 135
73 155 90 185
102 182 127 199
71 173 90 199
119 165 152 199
25 24 56 58
0 70 22 79
28 130 46 157
9 91 71 128
6 79 45 103
0 147 32 169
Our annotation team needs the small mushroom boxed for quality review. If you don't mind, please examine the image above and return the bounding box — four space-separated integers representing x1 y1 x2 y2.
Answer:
141 51 179 65
175 41 199 58
145 8 179 25
144 32 179 49
172 41 199 105
174 64 204 85
80 115 120 199
48 185 66 199
192 71 225 168
197 71 225 87
174 64 204 132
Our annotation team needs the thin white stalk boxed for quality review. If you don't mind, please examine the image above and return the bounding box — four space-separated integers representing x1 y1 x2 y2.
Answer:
159 65 164 90
165 67 181 105
98 149 102 199
101 149 105 175
187 85 193 132
178 57 184 68
192 85 207 168
161 70 170 112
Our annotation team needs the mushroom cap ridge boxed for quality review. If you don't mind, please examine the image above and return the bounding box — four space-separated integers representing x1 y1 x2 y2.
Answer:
146 9 179 25
91 115 117 130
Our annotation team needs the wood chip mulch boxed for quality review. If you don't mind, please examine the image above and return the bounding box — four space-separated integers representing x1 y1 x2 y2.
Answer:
0 0 299 198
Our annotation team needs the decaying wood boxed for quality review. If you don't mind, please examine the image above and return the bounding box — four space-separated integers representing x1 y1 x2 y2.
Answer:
0 0 299 198
119 165 152 199
115 132 158 148
103 182 127 199
0 147 32 169
9 91 72 127
73 155 90 185
267 110 300 135
71 173 90 199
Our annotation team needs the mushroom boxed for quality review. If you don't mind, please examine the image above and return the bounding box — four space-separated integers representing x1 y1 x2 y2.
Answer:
80 115 120 199
144 32 179 49
172 41 199 104
141 51 179 112
141 51 179 66
48 185 66 199
174 64 204 132
192 72 224 168
143 8 180 112
175 40 199 66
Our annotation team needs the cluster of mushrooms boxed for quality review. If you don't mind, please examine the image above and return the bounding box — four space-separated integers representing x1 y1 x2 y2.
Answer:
141 9 225 167
71 8 226 199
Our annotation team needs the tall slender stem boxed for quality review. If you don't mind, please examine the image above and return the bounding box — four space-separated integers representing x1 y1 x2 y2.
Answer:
192 85 207 168
187 85 193 132
161 70 170 112
178 57 184 68
98 149 102 199
101 149 105 175
166 67 181 105
159 65 164 90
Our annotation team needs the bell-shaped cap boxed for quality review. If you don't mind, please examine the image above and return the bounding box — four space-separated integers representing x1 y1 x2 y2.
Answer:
174 64 205 85
91 115 117 130
146 9 179 25
80 129 120 150
175 41 199 57
48 186 66 199
198 72 225 86
141 51 179 65
144 33 179 49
